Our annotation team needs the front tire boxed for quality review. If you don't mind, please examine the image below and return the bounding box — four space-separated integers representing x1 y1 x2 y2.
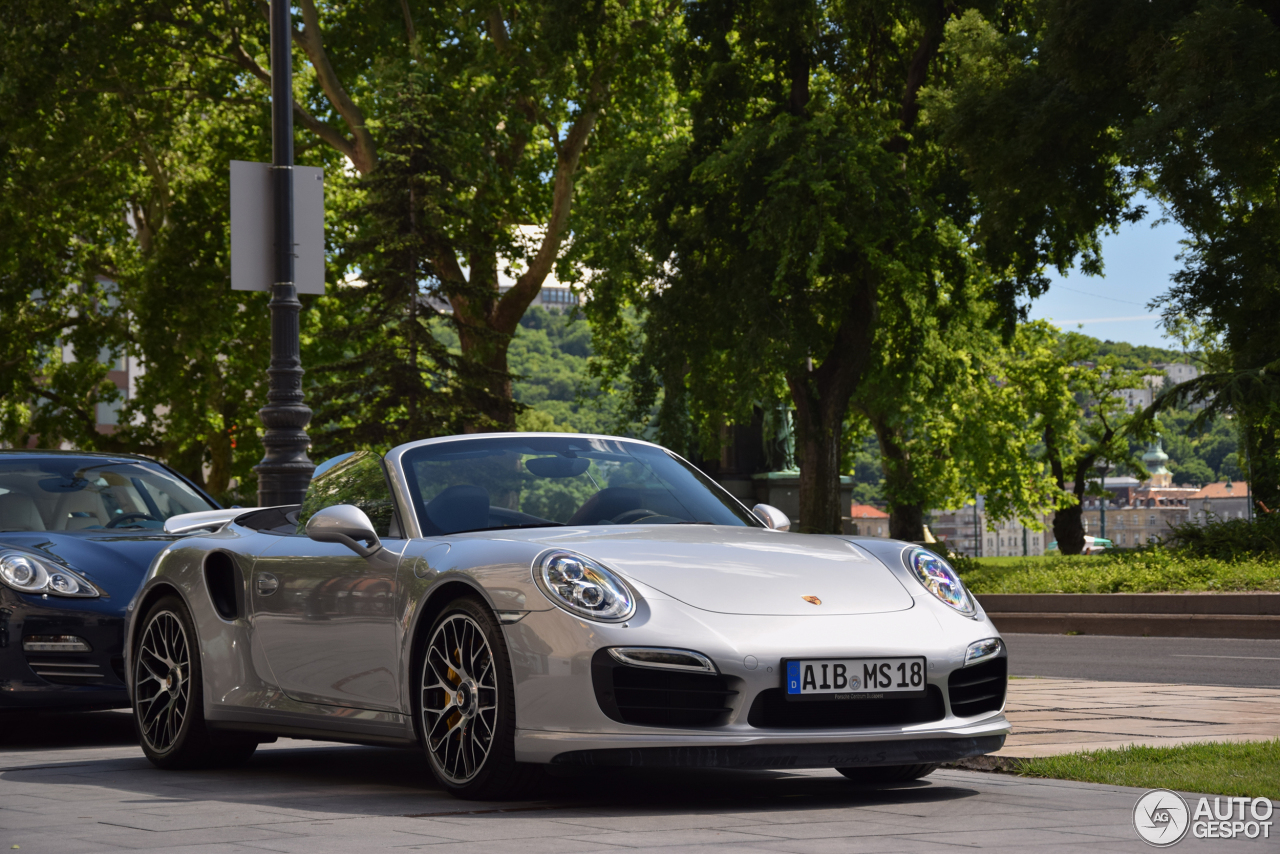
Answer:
132 595 257 769
836 763 938 784
418 596 538 799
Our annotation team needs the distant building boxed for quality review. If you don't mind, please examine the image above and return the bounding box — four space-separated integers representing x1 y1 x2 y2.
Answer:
1080 441 1194 546
1188 481 1252 523
496 226 580 310
1114 362 1202 414
849 504 889 537
930 503 982 556
91 351 143 435
983 515 1050 557
58 277 142 439
929 500 1051 557
1156 361 1200 386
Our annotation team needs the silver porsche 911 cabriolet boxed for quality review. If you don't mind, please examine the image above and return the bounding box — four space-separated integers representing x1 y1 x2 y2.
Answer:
125 433 1010 799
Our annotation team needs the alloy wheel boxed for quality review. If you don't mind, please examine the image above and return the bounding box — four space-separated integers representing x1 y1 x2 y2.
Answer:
421 612 498 784
135 610 192 753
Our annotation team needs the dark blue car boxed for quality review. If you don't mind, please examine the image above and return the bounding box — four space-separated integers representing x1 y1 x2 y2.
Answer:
0 451 219 709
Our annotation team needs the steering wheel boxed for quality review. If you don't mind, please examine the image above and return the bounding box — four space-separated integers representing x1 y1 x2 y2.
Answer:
106 512 159 529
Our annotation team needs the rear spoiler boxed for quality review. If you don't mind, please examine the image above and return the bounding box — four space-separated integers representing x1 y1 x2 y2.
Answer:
163 508 264 535
163 505 302 535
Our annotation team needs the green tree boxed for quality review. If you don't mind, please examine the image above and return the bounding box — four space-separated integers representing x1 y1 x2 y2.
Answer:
2 0 677 492
850 271 1064 541
576 0 1036 534
931 0 1280 509
149 0 679 431
1005 323 1154 554
0 0 147 449
308 84 493 458
0 0 282 500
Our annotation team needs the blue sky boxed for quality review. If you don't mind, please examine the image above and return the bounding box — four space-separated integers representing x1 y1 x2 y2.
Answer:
1023 199 1189 349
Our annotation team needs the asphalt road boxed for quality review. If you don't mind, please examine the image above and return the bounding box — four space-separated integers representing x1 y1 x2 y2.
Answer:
1004 632 1280 688
0 731 1269 853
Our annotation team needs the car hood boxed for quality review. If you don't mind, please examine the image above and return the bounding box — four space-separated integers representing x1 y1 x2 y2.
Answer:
0 530 180 601
516 526 915 616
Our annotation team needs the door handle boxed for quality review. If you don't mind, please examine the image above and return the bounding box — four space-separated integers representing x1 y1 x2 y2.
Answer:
256 572 279 596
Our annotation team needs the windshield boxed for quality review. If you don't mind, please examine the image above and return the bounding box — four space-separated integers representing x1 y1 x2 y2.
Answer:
0 457 216 532
400 436 760 535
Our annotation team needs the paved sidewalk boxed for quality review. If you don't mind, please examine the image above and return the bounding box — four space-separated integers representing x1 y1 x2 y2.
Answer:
0 736 1273 853
999 677 1280 757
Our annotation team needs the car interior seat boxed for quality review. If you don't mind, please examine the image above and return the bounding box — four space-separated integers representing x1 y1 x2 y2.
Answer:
0 491 47 531
424 484 491 534
53 489 109 530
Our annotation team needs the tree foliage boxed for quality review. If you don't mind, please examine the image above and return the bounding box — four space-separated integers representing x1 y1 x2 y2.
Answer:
577 0 1038 533
932 0 1280 509
0 0 285 500
1003 322 1155 554
850 277 1064 540
308 84 492 458
1 0 677 495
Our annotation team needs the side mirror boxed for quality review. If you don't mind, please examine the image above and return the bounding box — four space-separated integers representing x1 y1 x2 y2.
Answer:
752 503 791 532
306 505 382 557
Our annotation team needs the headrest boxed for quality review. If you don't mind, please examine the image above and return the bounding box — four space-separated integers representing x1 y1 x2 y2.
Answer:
0 492 46 532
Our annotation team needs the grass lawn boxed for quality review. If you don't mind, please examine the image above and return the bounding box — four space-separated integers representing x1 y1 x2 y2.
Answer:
955 550 1280 594
1015 740 1280 800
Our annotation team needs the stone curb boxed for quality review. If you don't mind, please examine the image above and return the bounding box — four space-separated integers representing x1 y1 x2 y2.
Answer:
978 593 1280 615
977 593 1280 638
986 612 1280 638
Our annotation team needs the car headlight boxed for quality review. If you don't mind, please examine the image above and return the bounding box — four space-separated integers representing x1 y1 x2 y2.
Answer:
904 547 974 616
534 550 635 622
0 550 99 598
966 637 1004 665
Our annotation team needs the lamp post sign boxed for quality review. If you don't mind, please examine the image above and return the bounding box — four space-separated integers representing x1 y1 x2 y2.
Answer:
229 0 319 506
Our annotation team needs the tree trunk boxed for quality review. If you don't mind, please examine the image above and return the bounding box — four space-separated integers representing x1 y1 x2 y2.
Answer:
1052 502 1086 556
449 254 520 432
1045 424 1092 556
890 503 925 542
1243 408 1277 514
791 396 844 534
786 281 878 534
871 418 925 541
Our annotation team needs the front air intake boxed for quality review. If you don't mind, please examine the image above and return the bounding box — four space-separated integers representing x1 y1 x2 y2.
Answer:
25 657 112 686
591 649 736 727
947 655 1008 717
747 685 946 729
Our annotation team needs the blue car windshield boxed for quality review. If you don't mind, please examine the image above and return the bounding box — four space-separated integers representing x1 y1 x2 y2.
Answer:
400 436 760 535
0 458 216 532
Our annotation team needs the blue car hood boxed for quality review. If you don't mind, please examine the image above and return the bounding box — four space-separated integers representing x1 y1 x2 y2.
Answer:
0 530 179 609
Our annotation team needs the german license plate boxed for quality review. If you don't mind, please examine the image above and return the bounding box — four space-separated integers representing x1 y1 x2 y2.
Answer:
783 657 927 701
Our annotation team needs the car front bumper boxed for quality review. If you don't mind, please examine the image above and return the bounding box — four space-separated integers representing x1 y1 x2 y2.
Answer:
518 714 1010 766
506 596 1012 766
0 589 129 709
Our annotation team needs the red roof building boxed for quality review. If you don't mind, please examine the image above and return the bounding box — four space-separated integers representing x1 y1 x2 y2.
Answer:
849 504 889 538
1189 481 1252 523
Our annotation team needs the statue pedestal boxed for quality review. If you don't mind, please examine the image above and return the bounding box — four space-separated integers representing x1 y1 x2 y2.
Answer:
752 471 855 533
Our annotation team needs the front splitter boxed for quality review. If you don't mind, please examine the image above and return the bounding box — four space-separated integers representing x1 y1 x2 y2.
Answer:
549 734 1006 768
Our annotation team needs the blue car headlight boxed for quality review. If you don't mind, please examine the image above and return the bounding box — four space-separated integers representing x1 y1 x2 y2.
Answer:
904 547 974 616
0 550 99 598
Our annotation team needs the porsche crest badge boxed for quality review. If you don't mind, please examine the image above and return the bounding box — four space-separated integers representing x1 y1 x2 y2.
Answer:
802 595 822 606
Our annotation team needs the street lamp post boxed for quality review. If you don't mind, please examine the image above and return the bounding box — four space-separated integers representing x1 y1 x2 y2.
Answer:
1096 461 1110 544
255 0 314 506
973 493 981 558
